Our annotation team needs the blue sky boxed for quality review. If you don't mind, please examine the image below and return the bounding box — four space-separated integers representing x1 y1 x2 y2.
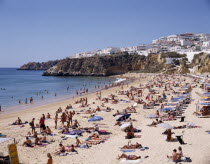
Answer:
0 0 210 67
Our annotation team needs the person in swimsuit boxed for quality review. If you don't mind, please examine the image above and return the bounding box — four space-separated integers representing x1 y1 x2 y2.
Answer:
46 126 52 135
167 149 181 162
15 117 22 125
118 154 141 160
55 144 65 154
67 144 78 153
40 134 47 143
47 153 53 164
30 118 35 134
22 137 33 147
75 137 81 147
39 117 46 132
54 114 58 129
35 136 41 145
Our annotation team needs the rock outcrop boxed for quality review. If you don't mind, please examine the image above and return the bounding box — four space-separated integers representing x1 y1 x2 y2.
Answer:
18 52 194 76
190 53 210 74
18 60 60 70
43 54 147 76
176 59 190 74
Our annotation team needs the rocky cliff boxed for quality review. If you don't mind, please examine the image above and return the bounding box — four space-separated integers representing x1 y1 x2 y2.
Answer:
43 54 147 76
190 53 210 74
19 52 194 76
18 60 60 70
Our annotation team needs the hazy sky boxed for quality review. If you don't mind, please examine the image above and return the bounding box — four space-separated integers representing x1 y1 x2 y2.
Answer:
0 0 210 67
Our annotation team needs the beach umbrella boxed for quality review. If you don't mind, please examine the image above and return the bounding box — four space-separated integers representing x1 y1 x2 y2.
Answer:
115 114 131 121
156 123 173 129
114 115 124 120
88 116 103 122
201 96 210 99
120 122 131 130
199 102 210 106
203 93 210 96
162 107 175 111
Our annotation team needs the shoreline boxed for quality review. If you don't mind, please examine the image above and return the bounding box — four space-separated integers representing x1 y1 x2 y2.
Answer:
0 74 128 115
0 74 133 119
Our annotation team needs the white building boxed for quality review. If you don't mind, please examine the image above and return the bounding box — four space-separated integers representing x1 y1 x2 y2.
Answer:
147 46 161 54
180 39 193 47
166 35 180 42
169 45 182 52
136 50 149 56
179 33 195 40
137 45 147 51
100 47 121 55
203 41 210 50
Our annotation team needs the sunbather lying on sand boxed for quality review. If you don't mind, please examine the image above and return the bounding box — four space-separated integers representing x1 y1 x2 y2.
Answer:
59 126 69 133
66 144 78 153
121 142 142 149
118 154 141 160
149 119 163 126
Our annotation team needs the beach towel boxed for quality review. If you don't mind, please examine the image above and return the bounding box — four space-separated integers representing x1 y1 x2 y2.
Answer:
0 138 11 143
120 158 141 163
48 134 57 136
65 135 78 138
63 130 84 135
121 149 135 152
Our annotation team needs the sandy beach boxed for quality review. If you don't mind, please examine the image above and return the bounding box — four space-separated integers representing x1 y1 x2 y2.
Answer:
1 73 210 164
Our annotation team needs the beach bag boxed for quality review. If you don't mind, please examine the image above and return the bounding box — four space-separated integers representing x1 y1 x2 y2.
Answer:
29 122 32 127
183 157 192 162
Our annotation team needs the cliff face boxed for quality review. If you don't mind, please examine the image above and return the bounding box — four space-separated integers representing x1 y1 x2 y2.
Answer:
19 52 194 76
190 53 210 74
176 59 190 74
18 60 60 70
43 54 147 76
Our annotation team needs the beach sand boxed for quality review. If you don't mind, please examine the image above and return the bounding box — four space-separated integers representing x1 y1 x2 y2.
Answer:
0 73 210 164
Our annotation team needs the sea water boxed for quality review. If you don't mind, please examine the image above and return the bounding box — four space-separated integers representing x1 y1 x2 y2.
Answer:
0 68 117 113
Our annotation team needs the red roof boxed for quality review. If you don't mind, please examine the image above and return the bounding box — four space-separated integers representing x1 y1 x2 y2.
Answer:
180 33 194 36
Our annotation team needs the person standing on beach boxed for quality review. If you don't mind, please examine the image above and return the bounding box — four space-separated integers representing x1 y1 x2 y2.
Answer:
47 153 53 164
39 117 46 132
30 97 33 103
54 113 58 129
68 111 73 126
25 98 27 104
0 105 1 112
30 118 35 134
